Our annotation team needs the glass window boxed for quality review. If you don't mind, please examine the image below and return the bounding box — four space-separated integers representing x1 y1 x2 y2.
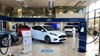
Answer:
96 9 100 17
19 26 29 28
89 11 94 18
32 26 38 30
96 0 100 9
89 19 94 28
95 18 100 31
37 26 43 31
64 26 73 29
43 26 55 31
89 3 95 12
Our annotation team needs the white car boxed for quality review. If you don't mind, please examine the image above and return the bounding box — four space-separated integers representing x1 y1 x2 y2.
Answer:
30 25 66 43
63 25 74 36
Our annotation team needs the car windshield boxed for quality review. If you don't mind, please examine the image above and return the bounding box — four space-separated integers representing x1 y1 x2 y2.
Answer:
43 26 56 31
64 26 73 29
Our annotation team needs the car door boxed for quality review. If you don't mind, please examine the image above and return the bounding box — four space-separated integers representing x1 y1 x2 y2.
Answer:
36 26 46 40
30 26 39 39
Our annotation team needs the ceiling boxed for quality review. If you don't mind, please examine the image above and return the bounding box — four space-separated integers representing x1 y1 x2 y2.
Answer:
0 0 98 8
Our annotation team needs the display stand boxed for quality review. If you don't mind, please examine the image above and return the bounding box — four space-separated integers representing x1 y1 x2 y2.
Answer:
21 30 32 54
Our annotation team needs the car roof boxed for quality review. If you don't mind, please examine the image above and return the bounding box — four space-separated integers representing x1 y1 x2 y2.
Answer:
64 25 74 28
33 25 51 27
65 25 73 26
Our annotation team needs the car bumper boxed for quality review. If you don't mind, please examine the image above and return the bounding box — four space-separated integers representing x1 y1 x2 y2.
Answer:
50 35 66 42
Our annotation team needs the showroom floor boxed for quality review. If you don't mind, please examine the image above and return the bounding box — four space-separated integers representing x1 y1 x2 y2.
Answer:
0 35 99 56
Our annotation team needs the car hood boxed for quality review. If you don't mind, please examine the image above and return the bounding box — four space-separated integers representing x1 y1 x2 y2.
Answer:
0 30 15 34
48 31 66 36
0 30 10 33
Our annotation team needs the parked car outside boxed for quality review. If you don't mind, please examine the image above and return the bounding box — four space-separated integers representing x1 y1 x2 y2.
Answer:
0 30 18 47
30 25 66 43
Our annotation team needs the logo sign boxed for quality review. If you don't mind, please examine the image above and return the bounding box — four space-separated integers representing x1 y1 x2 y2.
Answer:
47 19 52 22
41 49 53 52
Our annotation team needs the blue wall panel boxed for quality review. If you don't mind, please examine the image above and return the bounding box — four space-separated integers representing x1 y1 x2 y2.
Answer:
79 22 87 52
12 18 85 22
0 15 11 21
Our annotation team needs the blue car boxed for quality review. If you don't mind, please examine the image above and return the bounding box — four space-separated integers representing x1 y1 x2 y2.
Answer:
0 30 19 47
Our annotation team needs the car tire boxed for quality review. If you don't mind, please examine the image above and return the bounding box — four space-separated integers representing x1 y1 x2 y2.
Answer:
44 36 51 44
1 35 9 47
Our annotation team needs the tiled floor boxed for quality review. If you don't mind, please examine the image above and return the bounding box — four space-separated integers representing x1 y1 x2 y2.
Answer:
0 35 99 56
86 35 99 56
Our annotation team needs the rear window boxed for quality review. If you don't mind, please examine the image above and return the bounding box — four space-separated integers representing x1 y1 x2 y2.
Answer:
19 26 29 29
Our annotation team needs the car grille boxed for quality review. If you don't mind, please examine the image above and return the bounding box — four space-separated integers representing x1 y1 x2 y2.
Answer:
59 35 66 38
59 39 66 41
65 31 73 34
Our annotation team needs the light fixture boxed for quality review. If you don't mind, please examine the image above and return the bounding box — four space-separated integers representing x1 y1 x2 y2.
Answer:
48 0 55 8
48 10 52 15
59 7 63 14
16 0 29 7
75 0 86 6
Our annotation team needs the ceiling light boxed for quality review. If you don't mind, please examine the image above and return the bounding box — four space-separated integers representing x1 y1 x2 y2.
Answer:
19 1 22 3
59 12 63 14
75 0 86 6
16 0 29 7
79 3 82 5
48 10 52 15
77 5 80 6
48 0 55 8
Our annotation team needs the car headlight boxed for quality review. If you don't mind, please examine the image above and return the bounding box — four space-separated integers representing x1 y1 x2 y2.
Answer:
50 33 57 36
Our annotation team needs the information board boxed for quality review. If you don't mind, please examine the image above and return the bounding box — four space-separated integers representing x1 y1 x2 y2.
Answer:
21 30 32 54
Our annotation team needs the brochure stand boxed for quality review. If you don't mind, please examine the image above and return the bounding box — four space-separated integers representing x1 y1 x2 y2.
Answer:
73 27 76 49
21 30 32 54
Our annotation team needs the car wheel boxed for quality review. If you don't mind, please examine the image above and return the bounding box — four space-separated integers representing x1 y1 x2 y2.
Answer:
44 36 51 44
1 36 9 47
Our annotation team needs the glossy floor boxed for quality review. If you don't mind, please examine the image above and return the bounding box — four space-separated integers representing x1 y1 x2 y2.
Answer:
0 35 99 56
